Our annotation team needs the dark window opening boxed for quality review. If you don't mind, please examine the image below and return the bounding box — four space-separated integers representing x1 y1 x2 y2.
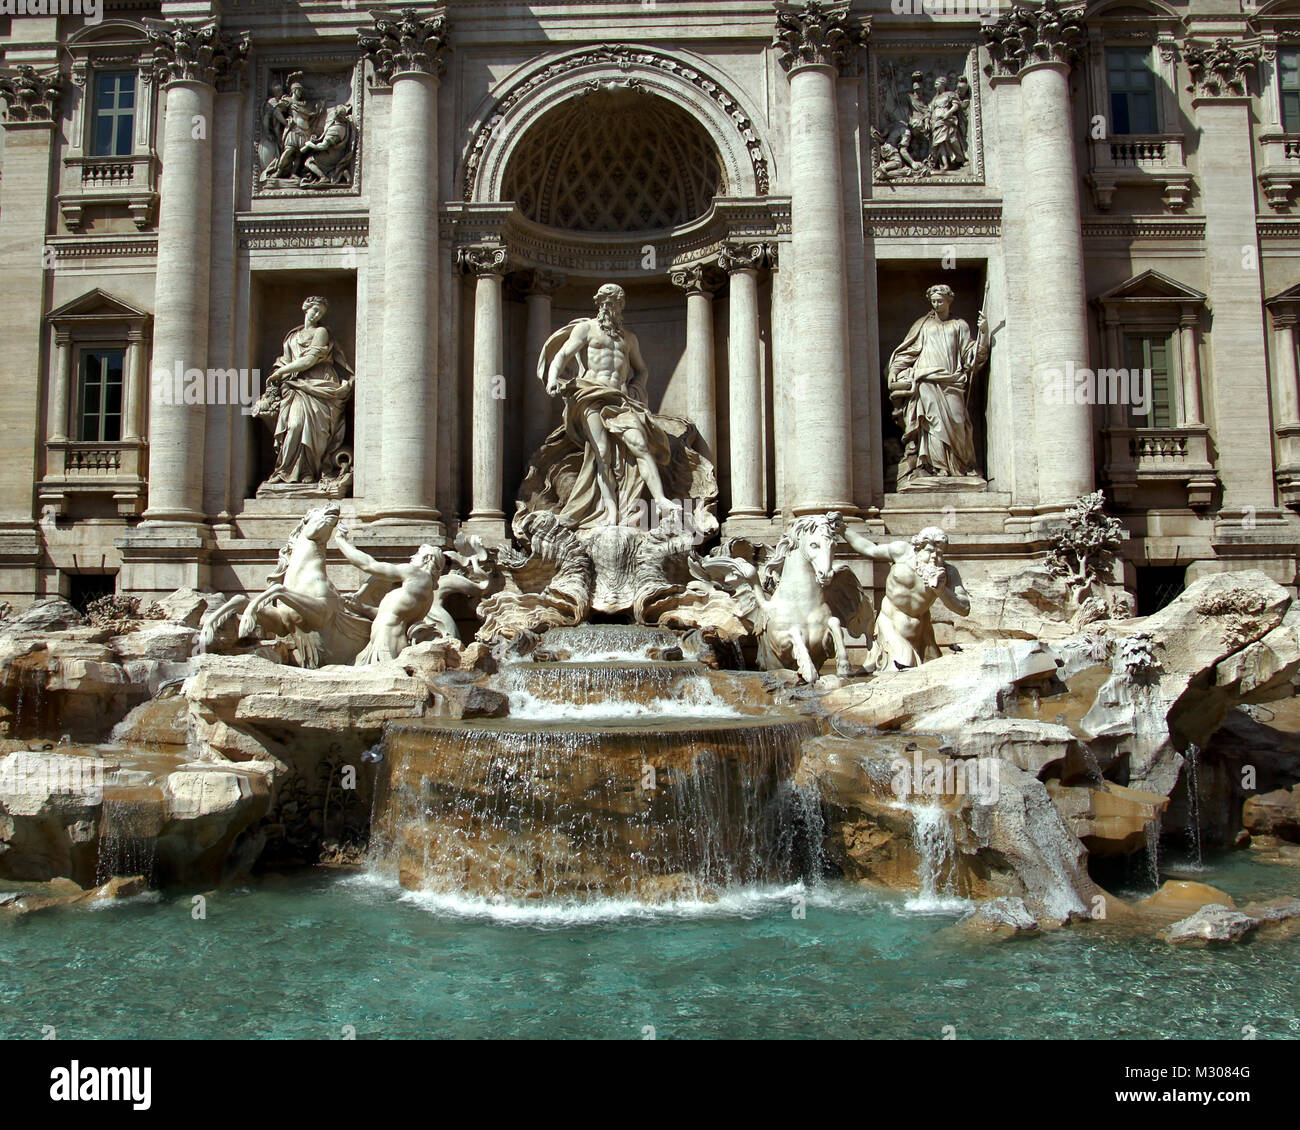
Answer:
1106 46 1159 135
66 573 116 614
78 348 124 442
1135 566 1185 616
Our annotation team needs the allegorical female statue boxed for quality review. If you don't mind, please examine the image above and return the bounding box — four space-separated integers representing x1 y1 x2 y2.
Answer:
887 283 990 485
253 295 355 498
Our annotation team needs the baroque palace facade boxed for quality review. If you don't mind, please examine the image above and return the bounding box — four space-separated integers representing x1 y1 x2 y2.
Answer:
1 0 1299 612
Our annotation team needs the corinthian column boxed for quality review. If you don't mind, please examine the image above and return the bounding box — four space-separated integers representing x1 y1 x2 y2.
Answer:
460 246 509 533
669 264 723 456
719 242 770 524
139 18 247 525
984 2 1093 508
774 2 865 516
360 8 447 530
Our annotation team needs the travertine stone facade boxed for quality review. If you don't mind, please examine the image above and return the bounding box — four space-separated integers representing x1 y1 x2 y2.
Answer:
2 0 1299 609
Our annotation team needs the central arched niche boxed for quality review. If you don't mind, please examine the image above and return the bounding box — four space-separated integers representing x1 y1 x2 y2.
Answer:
501 88 727 233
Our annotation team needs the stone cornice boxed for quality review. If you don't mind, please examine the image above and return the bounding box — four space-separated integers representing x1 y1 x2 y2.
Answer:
1183 38 1260 100
358 6 449 86
982 0 1087 79
773 2 868 76
0 65 63 125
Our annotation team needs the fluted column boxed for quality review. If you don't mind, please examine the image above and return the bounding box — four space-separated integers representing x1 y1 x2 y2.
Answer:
669 264 723 456
984 2 1093 508
49 330 73 443
139 19 247 524
523 270 566 459
774 2 865 516
360 9 447 528
460 247 509 529
720 243 769 522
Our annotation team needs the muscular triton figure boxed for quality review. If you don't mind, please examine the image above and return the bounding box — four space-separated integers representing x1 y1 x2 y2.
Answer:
842 525 971 670
544 283 680 526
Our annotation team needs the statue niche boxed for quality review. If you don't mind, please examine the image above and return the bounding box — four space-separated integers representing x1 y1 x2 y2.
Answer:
252 295 355 499
886 282 989 490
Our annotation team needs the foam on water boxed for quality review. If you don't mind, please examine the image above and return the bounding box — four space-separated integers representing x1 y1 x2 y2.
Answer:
505 674 742 721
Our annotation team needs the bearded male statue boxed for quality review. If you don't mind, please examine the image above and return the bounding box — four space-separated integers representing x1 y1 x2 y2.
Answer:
515 283 718 540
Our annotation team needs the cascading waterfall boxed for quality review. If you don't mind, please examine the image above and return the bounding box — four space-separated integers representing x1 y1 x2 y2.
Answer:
903 800 962 913
1183 742 1204 868
94 788 161 887
1144 815 1161 889
366 624 824 903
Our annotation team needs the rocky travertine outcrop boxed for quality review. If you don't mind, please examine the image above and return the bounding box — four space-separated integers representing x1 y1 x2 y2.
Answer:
0 745 272 887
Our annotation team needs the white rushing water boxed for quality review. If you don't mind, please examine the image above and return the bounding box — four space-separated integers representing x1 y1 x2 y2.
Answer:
900 801 968 915
504 674 743 722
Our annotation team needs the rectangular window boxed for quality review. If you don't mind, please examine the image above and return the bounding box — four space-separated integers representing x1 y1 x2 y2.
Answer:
78 348 124 442
1106 47 1159 135
1281 50 1300 133
91 70 135 157
1123 333 1174 428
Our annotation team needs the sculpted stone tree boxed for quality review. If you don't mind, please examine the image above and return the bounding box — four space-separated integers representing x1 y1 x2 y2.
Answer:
253 296 355 497
887 283 989 484
519 283 717 537
842 525 970 670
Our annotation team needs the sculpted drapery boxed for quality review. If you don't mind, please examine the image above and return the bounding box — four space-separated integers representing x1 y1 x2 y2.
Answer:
254 296 354 495
887 284 989 481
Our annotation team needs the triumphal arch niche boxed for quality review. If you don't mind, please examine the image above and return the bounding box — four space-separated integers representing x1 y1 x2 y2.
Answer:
450 43 784 581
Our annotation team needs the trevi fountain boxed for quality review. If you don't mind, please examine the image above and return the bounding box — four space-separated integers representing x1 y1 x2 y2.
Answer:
0 1 1297 1049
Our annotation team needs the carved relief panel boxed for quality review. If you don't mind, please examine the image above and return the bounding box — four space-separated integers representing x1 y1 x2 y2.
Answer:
870 44 984 186
252 57 363 197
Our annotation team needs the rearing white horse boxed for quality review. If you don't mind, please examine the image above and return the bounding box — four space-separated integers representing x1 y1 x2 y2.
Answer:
692 512 873 684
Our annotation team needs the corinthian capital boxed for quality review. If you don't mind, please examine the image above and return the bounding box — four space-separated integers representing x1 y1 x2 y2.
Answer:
773 2 868 75
1184 38 1259 99
0 66 63 124
982 0 1086 79
358 6 450 85
143 18 249 87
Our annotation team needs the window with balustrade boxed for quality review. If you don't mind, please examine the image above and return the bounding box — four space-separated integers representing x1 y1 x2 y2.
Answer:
60 22 157 232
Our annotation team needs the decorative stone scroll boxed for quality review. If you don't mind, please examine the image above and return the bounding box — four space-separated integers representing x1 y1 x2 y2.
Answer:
0 66 63 124
1183 39 1259 99
457 245 510 278
143 17 249 87
772 1 869 74
717 241 777 272
982 0 1086 78
357 7 449 85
